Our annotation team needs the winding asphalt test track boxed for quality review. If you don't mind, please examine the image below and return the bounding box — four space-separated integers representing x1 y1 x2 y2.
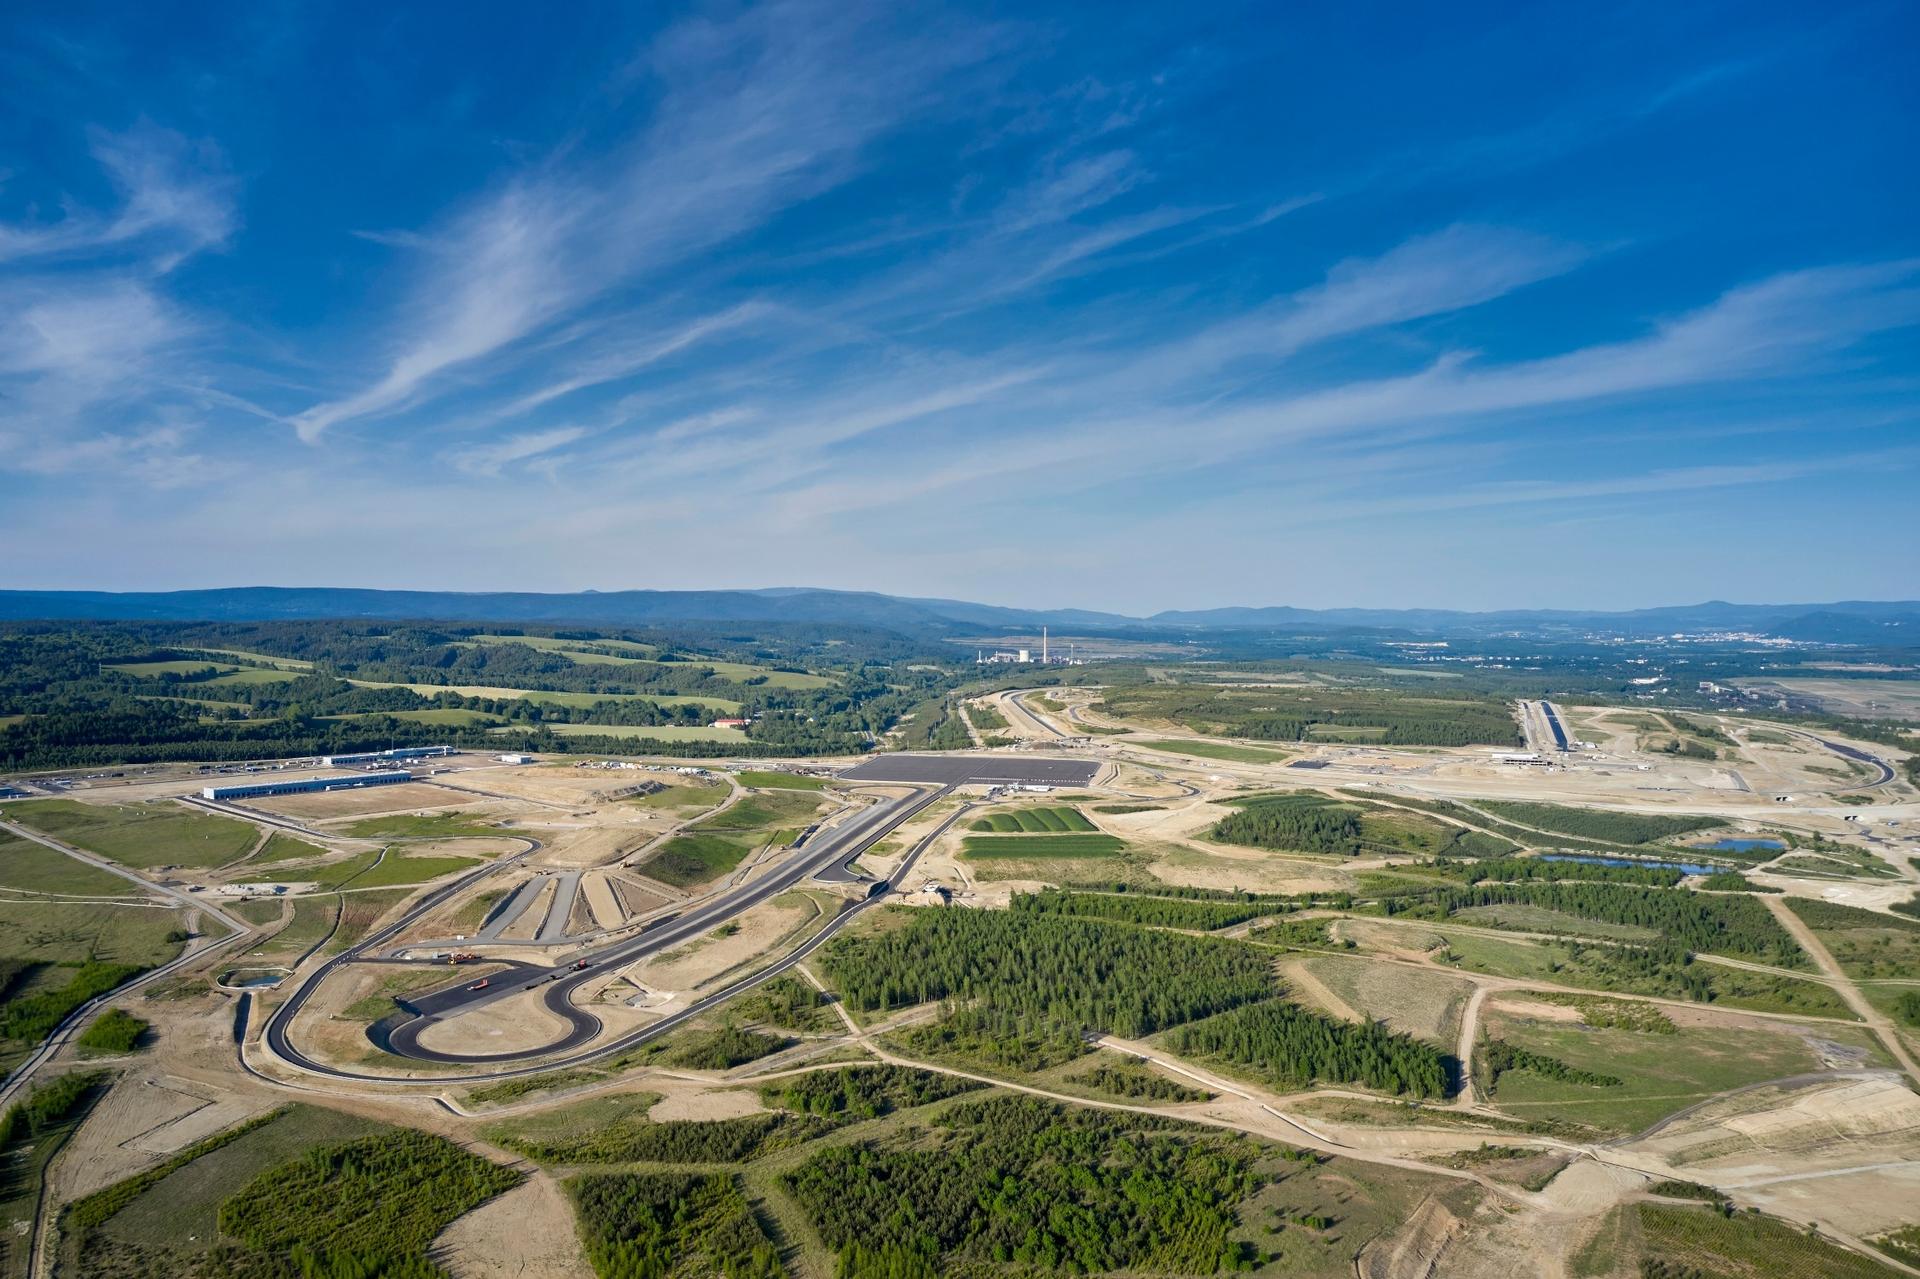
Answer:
260 783 951 1083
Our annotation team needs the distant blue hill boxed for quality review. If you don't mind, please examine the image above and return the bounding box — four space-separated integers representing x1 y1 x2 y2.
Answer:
0 587 1913 643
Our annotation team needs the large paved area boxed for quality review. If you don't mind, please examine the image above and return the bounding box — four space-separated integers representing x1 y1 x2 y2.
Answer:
837 753 1101 786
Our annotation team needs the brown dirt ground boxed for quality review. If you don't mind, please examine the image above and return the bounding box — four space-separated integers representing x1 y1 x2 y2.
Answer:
259 784 498 820
581 872 623 930
647 1086 768 1122
431 1172 592 1279
413 988 571 1057
1302 954 1477 1046
628 894 819 993
500 878 557 942
44 1073 275 1202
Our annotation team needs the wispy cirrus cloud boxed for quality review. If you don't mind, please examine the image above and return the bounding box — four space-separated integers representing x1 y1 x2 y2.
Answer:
0 121 235 267
449 425 588 477
290 3 1006 443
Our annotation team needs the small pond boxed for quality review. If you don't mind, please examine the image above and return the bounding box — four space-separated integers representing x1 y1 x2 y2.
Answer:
1693 837 1786 853
1540 854 1722 876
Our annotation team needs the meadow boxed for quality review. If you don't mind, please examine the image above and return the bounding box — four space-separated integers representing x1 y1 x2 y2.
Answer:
2 799 258 869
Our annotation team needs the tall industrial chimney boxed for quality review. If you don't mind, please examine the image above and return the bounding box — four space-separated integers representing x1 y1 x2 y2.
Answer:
1042 626 1049 664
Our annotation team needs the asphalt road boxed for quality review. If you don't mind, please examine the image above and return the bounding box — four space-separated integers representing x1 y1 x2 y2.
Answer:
1004 690 1065 738
262 782 949 1079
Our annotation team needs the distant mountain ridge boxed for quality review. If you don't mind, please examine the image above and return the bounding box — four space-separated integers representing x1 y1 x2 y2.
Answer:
0 586 1914 642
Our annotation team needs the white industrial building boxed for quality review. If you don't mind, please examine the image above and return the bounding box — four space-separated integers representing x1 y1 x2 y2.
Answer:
320 745 457 767
203 770 413 802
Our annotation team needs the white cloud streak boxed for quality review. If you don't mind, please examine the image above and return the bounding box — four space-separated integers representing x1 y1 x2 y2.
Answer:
291 2 1003 443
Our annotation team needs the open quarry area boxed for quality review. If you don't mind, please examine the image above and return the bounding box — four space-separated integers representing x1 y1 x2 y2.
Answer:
4 616 1920 1279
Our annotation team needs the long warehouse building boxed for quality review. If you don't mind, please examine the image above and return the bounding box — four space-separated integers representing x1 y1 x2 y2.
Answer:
320 745 456 767
202 771 413 802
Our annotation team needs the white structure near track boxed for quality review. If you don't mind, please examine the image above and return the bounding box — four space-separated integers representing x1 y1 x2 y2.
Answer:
320 745 456 766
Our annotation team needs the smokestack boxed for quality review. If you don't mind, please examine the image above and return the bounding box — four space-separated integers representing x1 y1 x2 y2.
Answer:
1042 626 1049 664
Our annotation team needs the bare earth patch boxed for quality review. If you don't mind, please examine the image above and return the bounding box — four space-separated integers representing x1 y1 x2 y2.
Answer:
413 989 570 1057
628 893 818 993
431 1172 591 1279
647 1085 769 1122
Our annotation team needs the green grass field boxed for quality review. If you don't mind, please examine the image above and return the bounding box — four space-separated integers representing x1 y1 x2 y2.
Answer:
104 659 229 677
460 633 650 664
90 1105 390 1252
0 832 139 896
961 833 1128 858
1451 903 1660 943
1636 1203 1904 1278
970 807 1096 833
0 900 186 967
703 790 824 831
201 668 303 688
637 790 821 887
457 636 830 687
1343 919 1851 1019
533 723 748 741
321 708 506 726
1136 739 1294 764
1 799 258 870
1482 1005 1864 1135
248 833 329 864
241 847 480 890
325 890 415 955
345 852 481 889
239 897 336 962
347 679 742 713
641 833 756 888
337 812 502 840
1786 900 1920 981
183 648 313 670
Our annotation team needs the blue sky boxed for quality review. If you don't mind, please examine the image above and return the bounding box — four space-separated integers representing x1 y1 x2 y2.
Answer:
1 1 1915 613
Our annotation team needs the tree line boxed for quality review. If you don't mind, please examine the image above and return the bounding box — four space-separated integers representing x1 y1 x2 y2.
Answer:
819 907 1278 1038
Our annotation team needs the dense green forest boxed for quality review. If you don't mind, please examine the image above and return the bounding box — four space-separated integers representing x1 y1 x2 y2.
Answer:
216 1131 522 1271
759 1064 982 1119
496 1108 833 1166
1093 683 1520 746
785 1096 1265 1275
1210 793 1365 855
1438 858 1685 887
0 621 960 768
1009 888 1300 930
819 906 1278 1037
1169 999 1449 1097
1472 802 1724 846
570 1172 785 1279
1382 881 1807 967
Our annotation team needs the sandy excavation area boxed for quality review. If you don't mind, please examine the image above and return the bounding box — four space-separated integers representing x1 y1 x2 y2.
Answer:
627 892 826 994
413 988 572 1057
257 782 502 820
45 1072 277 1202
431 1172 591 1279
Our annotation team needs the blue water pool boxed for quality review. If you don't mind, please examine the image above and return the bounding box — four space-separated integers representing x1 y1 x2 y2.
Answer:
1694 837 1785 853
1540 854 1722 876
